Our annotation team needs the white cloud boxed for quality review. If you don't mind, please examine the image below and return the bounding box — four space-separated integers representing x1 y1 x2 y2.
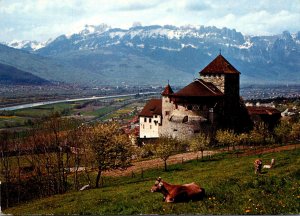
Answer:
0 0 299 42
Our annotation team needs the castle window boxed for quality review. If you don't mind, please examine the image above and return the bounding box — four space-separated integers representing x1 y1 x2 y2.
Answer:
165 111 170 116
182 116 188 123
143 125 145 129
150 125 152 129
149 118 152 123
144 117 146 122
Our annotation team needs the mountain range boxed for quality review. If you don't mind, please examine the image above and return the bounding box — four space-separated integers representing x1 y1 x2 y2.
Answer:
1 24 300 86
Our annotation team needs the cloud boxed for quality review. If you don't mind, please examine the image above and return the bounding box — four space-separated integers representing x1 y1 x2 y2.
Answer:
184 0 211 11
205 9 300 35
0 0 299 42
114 2 158 11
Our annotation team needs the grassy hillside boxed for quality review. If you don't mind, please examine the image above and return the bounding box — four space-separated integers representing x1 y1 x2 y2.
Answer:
5 148 300 215
0 44 103 85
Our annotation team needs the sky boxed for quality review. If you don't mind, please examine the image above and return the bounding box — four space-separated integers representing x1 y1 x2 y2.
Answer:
1 0 300 42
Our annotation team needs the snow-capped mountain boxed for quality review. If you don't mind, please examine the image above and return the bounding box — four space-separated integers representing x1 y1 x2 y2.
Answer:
2 24 300 85
36 24 248 54
4 39 52 52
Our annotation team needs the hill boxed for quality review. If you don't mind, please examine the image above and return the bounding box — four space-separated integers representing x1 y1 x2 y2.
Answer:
0 63 49 85
0 44 107 85
5 147 300 215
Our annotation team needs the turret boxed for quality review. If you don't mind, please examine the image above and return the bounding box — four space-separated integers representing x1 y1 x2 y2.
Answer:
161 83 174 120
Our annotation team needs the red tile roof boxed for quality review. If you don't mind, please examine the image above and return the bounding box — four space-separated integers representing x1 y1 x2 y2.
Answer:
161 84 174 96
247 106 281 115
172 79 223 97
139 99 162 117
199 54 240 75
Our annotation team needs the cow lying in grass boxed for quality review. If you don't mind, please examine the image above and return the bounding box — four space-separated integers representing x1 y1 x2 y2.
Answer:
150 177 205 202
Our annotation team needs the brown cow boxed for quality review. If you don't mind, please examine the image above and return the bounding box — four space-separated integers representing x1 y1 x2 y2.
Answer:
254 159 263 174
150 177 205 202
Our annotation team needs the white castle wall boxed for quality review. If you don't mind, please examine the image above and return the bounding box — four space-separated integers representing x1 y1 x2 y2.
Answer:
139 115 161 138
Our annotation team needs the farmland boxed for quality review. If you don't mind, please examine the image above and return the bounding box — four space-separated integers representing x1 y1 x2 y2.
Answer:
0 93 159 130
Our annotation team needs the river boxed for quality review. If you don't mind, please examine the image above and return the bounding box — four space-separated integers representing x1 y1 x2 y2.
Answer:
0 92 158 111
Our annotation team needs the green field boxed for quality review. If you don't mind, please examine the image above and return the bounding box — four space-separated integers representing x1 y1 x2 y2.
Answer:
0 115 28 128
5 148 300 215
14 102 75 117
84 106 115 118
0 97 147 129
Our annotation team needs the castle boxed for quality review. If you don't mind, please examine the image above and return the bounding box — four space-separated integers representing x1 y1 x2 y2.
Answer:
139 54 278 139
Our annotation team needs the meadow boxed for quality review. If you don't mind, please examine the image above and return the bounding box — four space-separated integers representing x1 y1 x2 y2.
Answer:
5 147 300 215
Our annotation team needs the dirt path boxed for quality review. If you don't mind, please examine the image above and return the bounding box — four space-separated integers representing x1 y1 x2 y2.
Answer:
102 144 299 177
102 150 218 177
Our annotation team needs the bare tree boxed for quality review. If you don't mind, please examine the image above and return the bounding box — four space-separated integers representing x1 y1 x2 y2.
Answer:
0 131 12 208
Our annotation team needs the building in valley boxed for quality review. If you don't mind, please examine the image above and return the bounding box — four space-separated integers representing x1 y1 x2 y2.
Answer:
139 54 276 139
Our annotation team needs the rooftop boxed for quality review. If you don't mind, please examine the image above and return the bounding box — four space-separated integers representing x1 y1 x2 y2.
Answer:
161 84 174 96
247 106 281 115
172 79 223 97
199 54 240 75
139 99 162 117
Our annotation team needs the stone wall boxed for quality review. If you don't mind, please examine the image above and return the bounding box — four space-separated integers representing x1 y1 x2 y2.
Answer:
201 74 225 93
160 102 208 140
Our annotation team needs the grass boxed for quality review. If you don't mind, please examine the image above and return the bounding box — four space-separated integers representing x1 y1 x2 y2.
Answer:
4 148 300 215
0 116 29 128
14 102 74 118
84 106 115 118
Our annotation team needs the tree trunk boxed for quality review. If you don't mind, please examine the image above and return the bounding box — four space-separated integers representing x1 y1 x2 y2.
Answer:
201 150 204 160
96 169 102 188
17 147 21 204
164 160 167 171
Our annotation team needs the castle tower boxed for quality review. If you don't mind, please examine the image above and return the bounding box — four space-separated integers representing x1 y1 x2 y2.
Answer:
199 54 240 100
161 83 174 121
199 54 241 129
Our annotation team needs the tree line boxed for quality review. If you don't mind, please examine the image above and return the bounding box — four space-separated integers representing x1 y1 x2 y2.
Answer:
0 113 134 209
